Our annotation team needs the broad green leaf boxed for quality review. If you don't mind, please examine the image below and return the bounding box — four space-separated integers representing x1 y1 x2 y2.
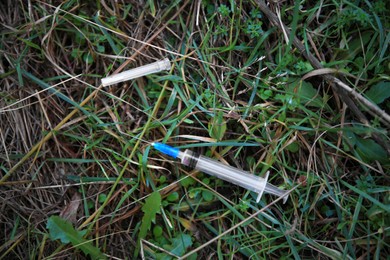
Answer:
134 191 161 258
343 130 357 146
355 138 388 163
365 81 390 104
158 233 192 259
46 216 106 260
295 81 323 107
47 216 84 244
170 234 192 256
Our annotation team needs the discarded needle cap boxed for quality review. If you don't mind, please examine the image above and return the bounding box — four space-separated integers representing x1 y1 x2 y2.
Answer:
101 58 171 86
152 142 180 159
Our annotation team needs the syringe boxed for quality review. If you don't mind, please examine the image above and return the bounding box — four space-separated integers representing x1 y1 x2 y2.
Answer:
152 142 289 203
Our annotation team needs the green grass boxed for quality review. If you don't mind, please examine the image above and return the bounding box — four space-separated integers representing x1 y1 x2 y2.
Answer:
0 0 389 259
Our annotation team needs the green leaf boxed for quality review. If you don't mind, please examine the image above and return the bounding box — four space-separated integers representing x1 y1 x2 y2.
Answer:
202 190 214 202
260 89 273 99
209 111 227 141
153 225 163 238
47 216 85 244
98 193 107 203
147 0 156 16
365 81 390 104
366 205 384 220
83 52 94 64
46 216 106 260
299 81 323 107
154 233 193 260
134 191 161 258
170 234 192 256
287 80 323 108
71 48 81 59
167 192 179 202
180 177 195 188
97 45 105 53
286 142 299 153
18 38 41 51
343 130 357 147
355 138 388 163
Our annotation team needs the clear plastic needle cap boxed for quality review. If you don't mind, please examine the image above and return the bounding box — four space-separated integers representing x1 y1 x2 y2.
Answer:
101 58 171 86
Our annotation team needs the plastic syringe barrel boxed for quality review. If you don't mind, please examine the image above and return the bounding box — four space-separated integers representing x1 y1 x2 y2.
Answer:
264 182 289 204
179 149 268 203
151 142 289 203
101 58 171 86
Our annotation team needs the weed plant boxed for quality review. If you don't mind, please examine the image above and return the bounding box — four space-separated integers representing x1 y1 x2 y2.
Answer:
0 0 389 259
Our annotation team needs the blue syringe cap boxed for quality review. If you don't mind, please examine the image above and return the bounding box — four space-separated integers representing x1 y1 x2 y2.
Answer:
152 142 180 158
